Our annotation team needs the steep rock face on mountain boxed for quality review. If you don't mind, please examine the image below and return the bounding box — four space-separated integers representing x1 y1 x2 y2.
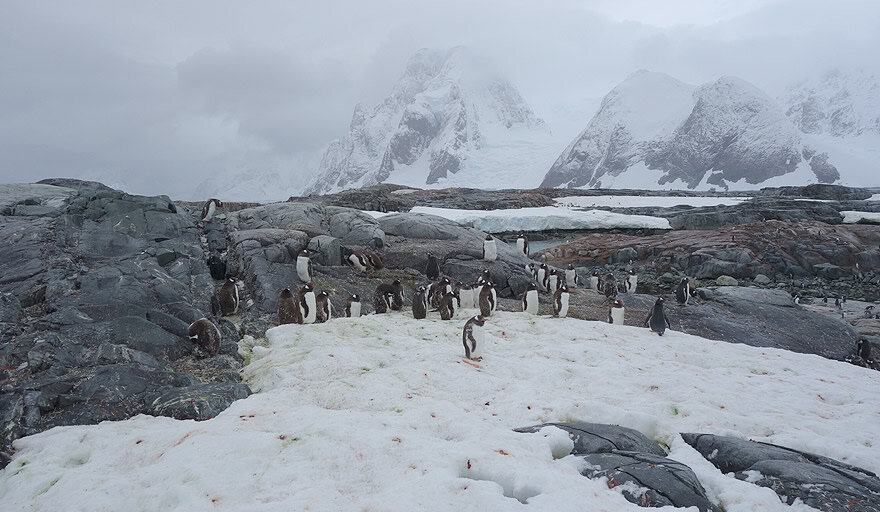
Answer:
784 69 880 137
541 71 839 191
304 47 551 195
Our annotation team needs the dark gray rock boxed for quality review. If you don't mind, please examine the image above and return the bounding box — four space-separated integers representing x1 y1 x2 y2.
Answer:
813 263 844 279
308 235 342 266
578 451 721 512
760 184 872 201
683 433 880 512
614 247 638 264
515 422 666 456
146 382 251 420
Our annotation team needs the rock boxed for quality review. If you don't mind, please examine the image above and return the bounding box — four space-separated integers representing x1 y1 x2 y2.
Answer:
308 235 342 266
812 263 843 279
146 382 251 421
683 433 880 512
715 275 739 286
613 247 638 264
155 248 178 266
753 273 771 285
760 183 873 201
515 422 666 456
578 452 721 512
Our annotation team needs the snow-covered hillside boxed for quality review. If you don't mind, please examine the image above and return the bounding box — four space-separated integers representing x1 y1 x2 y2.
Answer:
2 312 878 511
303 48 559 195
784 69 880 138
541 71 845 191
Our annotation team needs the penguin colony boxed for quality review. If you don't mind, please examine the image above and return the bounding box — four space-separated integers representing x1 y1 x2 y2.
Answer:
200 198 689 365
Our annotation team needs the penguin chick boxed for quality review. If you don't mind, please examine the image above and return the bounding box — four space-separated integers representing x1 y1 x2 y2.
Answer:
188 318 222 357
412 286 428 319
315 291 332 323
278 287 302 324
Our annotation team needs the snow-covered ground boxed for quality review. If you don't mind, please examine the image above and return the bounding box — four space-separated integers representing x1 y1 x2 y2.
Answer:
555 195 750 208
405 206 672 232
841 210 880 223
3 312 878 511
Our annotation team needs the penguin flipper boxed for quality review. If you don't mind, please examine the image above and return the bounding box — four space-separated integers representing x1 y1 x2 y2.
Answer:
665 316 671 329
643 312 652 327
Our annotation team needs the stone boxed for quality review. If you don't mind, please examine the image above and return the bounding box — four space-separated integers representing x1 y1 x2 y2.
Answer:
146 382 251 421
515 422 666 456
813 263 843 279
753 273 771 285
155 248 178 266
613 247 638 264
308 235 342 266
715 275 739 286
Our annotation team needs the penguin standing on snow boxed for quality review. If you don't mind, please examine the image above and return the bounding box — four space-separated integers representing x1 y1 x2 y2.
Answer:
625 269 638 294
522 282 539 314
516 233 529 257
458 282 476 310
439 291 458 320
536 264 549 292
375 280 404 312
188 318 222 357
479 282 496 317
565 264 580 288
675 278 691 306
462 315 486 361
482 235 497 262
644 297 672 336
412 286 428 319
429 277 453 308
201 198 223 222
426 253 440 281
315 291 332 323
590 270 600 292
296 249 313 284
603 273 618 300
553 284 570 318
344 294 361 318
300 284 317 324
608 299 625 324
857 338 873 362
278 287 302 324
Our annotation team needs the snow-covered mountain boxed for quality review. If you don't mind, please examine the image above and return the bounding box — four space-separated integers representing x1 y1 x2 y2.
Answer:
303 47 556 195
784 69 880 137
541 71 842 190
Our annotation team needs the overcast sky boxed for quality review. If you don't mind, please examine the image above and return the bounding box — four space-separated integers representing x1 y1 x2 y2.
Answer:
2 0 878 197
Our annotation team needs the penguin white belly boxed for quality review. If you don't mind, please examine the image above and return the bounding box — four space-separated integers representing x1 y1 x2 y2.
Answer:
557 293 569 318
516 238 525 254
348 254 366 272
548 275 559 293
326 301 332 321
460 289 474 309
483 240 497 261
296 257 311 283
349 302 361 318
589 276 599 291
537 270 547 291
524 290 538 314
203 202 216 222
490 289 497 312
626 276 638 294
565 269 577 288
469 325 485 359
303 294 317 324
610 307 625 324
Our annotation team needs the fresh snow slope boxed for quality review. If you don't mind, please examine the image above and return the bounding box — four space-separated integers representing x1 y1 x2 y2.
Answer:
404 206 672 232
555 195 749 208
542 71 846 191
303 47 558 195
841 210 880 223
3 312 878 511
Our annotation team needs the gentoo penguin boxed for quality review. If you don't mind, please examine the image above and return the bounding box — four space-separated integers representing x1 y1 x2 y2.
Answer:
458 282 476 310
278 287 302 324
536 264 549 292
188 318 222 357
216 278 240 316
206 254 227 280
526 263 538 282
296 249 313 284
545 269 561 295
479 282 496 317
412 286 428 319
375 280 404 312
201 198 223 222
644 297 672 336
791 293 801 305
625 269 638 294
553 284 570 318
522 282 539 315
603 273 618 300
477 269 491 285
835 297 841 308
857 338 872 361
373 287 392 314
315 291 332 323
608 299 625 324
426 253 440 281
516 233 529 257
439 291 458 320
482 235 497 262
865 305 875 318
675 278 690 306
346 251 369 272
589 271 600 291
300 284 317 324
361 249 384 271
429 277 453 308
344 294 361 318
565 264 580 288
462 315 486 361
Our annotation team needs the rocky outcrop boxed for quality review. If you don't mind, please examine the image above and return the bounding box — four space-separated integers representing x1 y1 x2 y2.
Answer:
759 183 873 201
0 180 250 465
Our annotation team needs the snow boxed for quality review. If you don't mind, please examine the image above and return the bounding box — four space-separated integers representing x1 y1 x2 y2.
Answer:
841 210 880 223
3 312 878 511
408 206 672 232
871 194 880 202
555 195 749 208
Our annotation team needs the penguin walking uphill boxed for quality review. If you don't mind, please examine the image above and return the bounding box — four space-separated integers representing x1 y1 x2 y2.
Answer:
516 233 529 257
608 299 625 324
462 315 486 361
296 249 313 284
188 318 222 357
644 297 672 335
214 277 241 316
565 264 580 288
553 284 570 318
315 291 332 323
603 273 618 300
426 253 441 281
675 278 691 306
278 287 302 324
300 284 317 324
412 286 428 319
344 294 361 318
482 235 497 262
201 198 223 222
625 269 638 294
522 282 539 315
479 281 497 317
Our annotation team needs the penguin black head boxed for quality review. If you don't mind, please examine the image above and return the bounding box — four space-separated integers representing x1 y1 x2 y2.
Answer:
319 291 331 297
655 297 665 305
350 294 360 301
302 283 313 292
612 299 624 308
568 263 574 270
591 270 599 276
280 288 293 297
628 269 636 275
226 277 237 284
540 263 548 269
299 249 310 257
559 284 569 293
392 279 402 286
680 278 689 284
485 235 493 241
526 282 537 291
417 286 425 292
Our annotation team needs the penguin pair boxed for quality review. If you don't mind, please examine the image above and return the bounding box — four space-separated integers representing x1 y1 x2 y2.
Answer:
278 284 326 324
675 278 691 306
544 268 562 295
344 249 384 273
374 280 404 313
522 282 569 317
428 277 454 308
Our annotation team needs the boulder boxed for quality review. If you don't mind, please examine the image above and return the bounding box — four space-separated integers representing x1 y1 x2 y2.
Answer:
753 273 772 285
813 263 844 279
146 382 251 421
515 422 666 456
715 275 739 286
308 235 342 266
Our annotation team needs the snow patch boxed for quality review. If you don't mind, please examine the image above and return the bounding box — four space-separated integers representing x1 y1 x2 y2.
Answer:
409 206 672 232
555 195 749 208
841 211 880 224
